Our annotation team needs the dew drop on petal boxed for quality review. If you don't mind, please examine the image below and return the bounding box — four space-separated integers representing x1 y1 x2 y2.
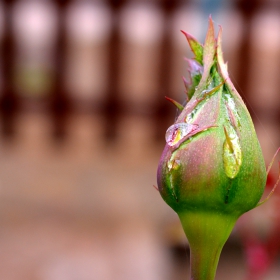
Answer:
223 127 242 179
167 158 181 171
165 123 198 146
201 89 210 95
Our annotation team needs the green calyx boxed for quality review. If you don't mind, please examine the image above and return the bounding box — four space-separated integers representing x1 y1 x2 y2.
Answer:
157 17 267 280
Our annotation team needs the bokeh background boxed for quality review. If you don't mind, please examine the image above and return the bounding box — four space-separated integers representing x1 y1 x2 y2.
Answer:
0 0 280 279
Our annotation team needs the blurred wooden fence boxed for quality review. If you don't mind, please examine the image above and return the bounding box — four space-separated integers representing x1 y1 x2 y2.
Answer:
0 0 279 145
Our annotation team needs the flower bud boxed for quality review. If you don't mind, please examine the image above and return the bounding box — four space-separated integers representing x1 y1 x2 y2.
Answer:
157 18 267 280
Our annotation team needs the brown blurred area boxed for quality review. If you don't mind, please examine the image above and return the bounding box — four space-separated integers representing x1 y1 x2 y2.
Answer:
0 0 280 279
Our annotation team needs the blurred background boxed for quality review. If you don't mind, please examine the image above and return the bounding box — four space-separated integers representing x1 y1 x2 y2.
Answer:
0 0 280 279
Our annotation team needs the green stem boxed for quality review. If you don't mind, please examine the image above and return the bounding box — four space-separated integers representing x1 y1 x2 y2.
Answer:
178 211 238 280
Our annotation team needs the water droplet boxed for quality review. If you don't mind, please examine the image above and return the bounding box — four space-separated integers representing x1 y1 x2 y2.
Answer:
167 158 181 171
224 94 236 111
165 123 198 146
223 126 242 179
186 113 193 123
201 89 211 95
208 79 215 89
166 158 180 202
224 93 240 127
185 99 205 122
167 159 173 171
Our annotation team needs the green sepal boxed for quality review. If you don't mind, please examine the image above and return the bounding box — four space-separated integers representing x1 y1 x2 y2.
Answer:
195 17 216 97
165 96 184 111
181 30 203 65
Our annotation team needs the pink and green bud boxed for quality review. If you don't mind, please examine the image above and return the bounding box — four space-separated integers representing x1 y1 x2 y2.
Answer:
157 18 268 280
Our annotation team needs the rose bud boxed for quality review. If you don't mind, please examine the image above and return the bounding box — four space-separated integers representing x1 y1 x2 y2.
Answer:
157 18 271 280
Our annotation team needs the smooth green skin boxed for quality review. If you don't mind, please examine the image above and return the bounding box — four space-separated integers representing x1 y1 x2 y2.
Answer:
157 19 267 280
178 211 237 280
